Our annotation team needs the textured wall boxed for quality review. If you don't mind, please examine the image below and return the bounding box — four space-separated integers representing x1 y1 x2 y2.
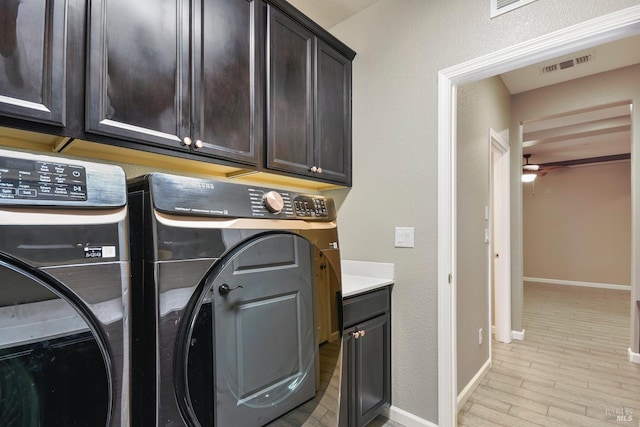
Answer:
456 77 511 393
326 0 640 423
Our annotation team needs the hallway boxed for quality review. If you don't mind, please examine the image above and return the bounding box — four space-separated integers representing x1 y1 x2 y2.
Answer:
458 282 640 426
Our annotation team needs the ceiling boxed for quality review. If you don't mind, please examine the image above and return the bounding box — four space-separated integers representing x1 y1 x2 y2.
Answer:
286 0 380 29
288 1 638 169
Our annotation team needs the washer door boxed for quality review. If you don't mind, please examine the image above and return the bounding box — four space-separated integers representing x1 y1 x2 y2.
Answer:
0 257 112 426
180 233 317 426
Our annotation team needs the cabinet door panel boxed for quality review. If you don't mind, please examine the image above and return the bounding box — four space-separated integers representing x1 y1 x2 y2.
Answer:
87 0 189 147
356 313 391 426
266 6 314 176
342 331 357 427
0 0 66 125
316 40 351 185
193 0 262 165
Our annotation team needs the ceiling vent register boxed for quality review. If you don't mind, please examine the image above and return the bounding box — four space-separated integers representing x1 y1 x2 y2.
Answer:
540 53 594 74
490 0 537 18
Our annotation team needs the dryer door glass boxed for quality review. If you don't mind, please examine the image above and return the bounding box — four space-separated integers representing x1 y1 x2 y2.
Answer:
181 233 343 426
0 261 110 426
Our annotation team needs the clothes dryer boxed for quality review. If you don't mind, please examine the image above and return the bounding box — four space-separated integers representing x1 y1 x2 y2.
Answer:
0 148 130 425
128 173 344 426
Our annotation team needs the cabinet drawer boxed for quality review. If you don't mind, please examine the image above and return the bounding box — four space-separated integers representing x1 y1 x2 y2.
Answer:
343 287 389 329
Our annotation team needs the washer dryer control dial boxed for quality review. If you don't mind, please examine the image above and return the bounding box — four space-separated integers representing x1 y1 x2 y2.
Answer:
263 191 285 213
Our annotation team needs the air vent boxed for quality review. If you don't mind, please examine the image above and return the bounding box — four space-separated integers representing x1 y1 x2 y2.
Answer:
490 0 537 18
540 53 594 74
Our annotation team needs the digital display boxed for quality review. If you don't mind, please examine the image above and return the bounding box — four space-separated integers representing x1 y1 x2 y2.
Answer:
0 158 35 172
293 196 328 218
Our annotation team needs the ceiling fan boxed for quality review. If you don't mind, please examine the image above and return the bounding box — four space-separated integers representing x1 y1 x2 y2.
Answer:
522 154 566 182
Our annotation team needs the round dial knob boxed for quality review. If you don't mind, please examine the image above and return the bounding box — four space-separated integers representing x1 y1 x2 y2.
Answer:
263 191 285 213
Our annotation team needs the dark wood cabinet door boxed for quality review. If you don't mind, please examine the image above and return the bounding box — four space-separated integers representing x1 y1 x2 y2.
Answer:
315 40 352 185
86 0 190 148
192 0 263 165
0 0 67 125
342 330 357 427
355 313 391 426
266 5 314 177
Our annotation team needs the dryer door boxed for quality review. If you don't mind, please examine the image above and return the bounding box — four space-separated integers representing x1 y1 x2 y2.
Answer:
0 258 113 426
180 232 323 426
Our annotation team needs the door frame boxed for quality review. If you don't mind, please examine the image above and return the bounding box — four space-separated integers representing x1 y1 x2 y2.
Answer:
489 129 511 344
437 6 640 426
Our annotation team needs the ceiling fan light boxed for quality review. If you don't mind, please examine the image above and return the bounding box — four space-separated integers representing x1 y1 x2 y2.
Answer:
522 173 537 183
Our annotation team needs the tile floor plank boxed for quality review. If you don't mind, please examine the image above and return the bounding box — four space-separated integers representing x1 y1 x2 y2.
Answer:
456 283 640 427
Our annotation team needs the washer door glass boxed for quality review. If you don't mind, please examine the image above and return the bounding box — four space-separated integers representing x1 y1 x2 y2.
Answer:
0 260 111 426
181 232 343 426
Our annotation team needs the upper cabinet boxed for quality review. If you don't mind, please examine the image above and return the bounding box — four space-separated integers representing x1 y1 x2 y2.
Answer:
0 0 355 186
315 39 352 185
0 0 67 126
266 4 353 185
86 0 262 165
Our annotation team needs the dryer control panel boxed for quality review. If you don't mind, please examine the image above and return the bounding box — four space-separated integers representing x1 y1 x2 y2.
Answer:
145 173 336 221
292 195 329 219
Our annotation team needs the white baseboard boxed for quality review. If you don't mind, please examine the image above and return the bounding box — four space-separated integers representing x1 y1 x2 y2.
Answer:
524 277 630 291
457 358 491 410
629 348 640 364
385 405 438 427
511 329 525 341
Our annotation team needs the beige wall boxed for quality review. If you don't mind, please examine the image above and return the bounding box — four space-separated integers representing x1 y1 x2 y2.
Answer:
326 1 640 423
523 162 631 286
456 77 510 392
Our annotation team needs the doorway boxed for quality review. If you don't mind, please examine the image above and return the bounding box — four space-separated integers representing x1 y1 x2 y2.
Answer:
437 6 640 426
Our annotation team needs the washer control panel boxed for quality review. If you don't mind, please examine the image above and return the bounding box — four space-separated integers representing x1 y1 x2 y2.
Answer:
0 156 87 202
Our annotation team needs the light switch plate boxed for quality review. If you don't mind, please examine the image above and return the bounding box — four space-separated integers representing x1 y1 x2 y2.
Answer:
395 227 415 248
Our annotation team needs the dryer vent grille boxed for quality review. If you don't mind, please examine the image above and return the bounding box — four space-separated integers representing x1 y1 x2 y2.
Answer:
490 0 537 17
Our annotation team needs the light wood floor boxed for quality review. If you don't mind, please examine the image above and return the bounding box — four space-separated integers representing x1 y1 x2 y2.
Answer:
458 282 640 426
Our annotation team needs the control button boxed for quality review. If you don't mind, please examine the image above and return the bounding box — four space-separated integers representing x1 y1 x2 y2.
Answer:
263 191 285 213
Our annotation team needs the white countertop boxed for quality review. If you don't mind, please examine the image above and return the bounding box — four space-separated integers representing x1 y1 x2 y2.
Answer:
341 260 394 298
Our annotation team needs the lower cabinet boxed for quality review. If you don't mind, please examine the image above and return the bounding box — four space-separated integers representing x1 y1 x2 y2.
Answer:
342 286 392 426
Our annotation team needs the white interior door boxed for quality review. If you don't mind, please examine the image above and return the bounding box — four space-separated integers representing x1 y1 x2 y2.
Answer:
490 129 512 344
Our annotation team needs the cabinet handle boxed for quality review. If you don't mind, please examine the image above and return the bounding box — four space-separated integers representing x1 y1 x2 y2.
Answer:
310 166 318 173
194 139 204 149
360 329 366 337
182 137 192 147
351 330 360 339
317 167 323 174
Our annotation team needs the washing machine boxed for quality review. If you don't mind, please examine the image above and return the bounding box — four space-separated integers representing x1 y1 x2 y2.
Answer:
128 173 344 426
0 148 130 426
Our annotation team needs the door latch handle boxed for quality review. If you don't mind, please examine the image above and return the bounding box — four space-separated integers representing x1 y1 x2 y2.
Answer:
218 283 244 296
